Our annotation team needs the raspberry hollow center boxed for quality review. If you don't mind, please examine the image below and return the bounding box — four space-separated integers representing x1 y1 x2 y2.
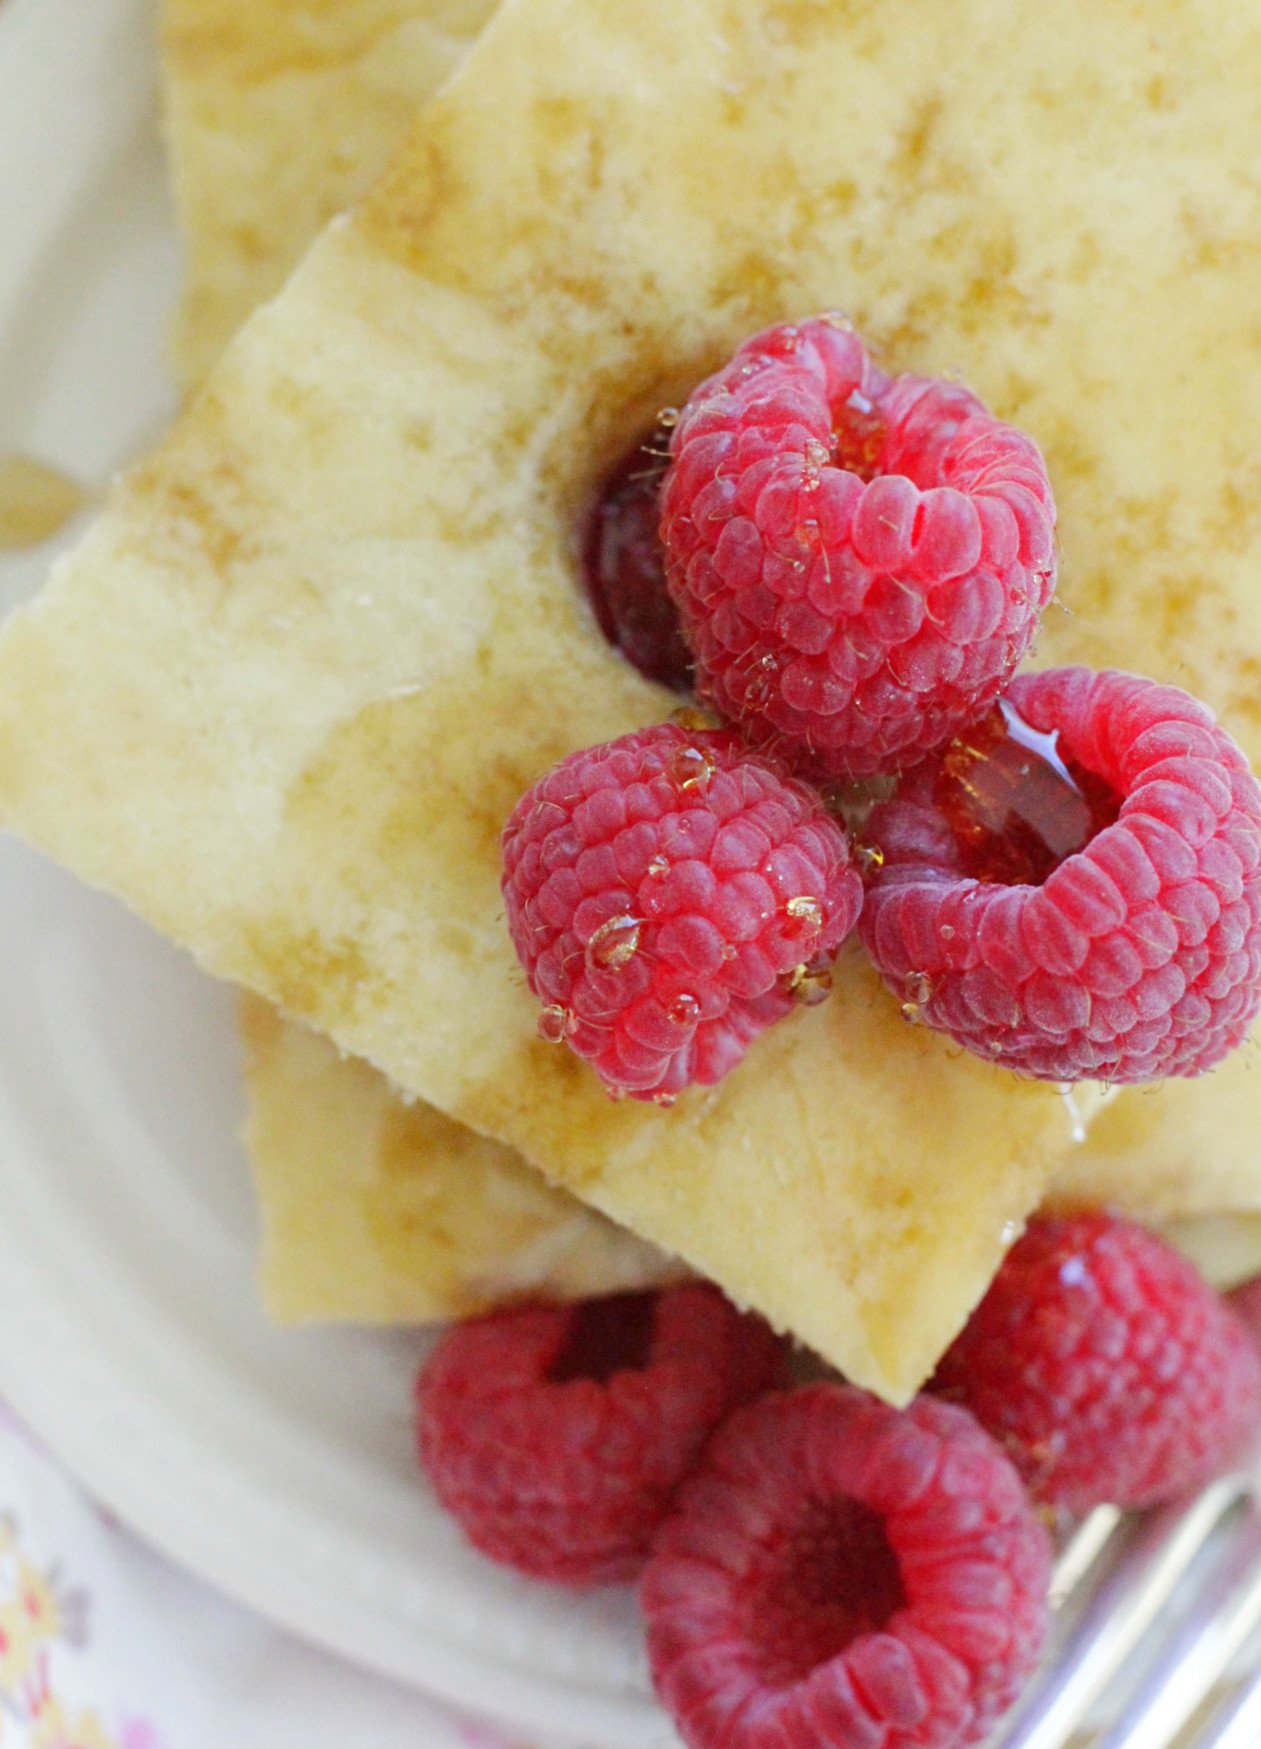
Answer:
936 697 1121 886
751 1498 907 1686
830 389 887 481
580 425 692 693
548 1291 658 1384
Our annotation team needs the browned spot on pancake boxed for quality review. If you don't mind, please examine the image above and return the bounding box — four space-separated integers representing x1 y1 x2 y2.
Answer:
1209 464 1261 556
226 221 267 266
162 0 409 85
1227 656 1261 732
125 388 267 580
532 98 609 203
265 372 338 463
276 686 557 931
893 94 944 182
761 0 878 52
1033 410 1099 486
1180 200 1261 274
356 131 450 275
246 923 371 1023
707 249 792 329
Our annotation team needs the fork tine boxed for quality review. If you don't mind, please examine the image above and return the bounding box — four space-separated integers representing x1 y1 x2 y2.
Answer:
1089 1494 1261 1749
1050 1505 1125 1607
993 1478 1249 1749
1188 1655 1261 1749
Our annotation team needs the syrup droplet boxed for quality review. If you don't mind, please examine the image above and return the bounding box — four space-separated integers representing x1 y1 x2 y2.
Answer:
581 423 692 692
668 992 702 1027
832 389 887 481
538 1004 569 1044
854 841 885 875
586 914 643 971
785 962 834 1006
0 455 89 550
801 438 831 488
1057 1083 1089 1144
936 698 1122 887
784 895 825 941
667 744 716 792
742 652 781 709
669 703 721 732
905 970 934 1006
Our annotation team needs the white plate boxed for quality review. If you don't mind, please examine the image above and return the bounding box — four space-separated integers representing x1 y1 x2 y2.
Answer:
0 1 675 1742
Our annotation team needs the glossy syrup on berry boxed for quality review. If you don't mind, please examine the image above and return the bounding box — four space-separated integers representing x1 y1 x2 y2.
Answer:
581 423 693 692
937 698 1121 886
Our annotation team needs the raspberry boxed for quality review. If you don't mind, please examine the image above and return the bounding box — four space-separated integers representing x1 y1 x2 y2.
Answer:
659 316 1056 780
860 667 1261 1081
933 1214 1261 1515
642 1384 1051 1749
416 1284 787 1585
582 426 693 692
1228 1274 1261 1354
501 722 863 1101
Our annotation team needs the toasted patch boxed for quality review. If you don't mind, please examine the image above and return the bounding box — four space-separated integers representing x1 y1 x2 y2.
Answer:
240 996 680 1320
161 0 495 386
3 0 1260 1397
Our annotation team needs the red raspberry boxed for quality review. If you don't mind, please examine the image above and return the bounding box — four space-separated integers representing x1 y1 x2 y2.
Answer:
933 1214 1261 1515
642 1384 1051 1749
582 427 693 692
659 316 1056 780
861 667 1261 1081
416 1284 787 1586
1228 1274 1261 1354
501 722 862 1101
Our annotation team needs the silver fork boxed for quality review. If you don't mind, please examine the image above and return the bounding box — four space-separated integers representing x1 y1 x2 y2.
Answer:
994 1473 1261 1749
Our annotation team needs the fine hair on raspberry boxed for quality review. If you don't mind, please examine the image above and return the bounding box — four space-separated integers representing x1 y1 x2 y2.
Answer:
861 666 1261 1081
933 1213 1261 1514
642 1383 1052 1749
659 315 1057 781
501 721 863 1101
416 1283 788 1587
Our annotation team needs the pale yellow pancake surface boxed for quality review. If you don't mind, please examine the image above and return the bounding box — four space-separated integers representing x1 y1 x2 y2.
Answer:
162 0 495 386
4 0 1261 1397
241 997 681 1320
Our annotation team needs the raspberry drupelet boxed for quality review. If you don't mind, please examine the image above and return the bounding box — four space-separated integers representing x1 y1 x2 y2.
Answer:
501 722 863 1102
642 1383 1052 1749
416 1284 787 1586
933 1214 1261 1515
659 316 1057 780
861 667 1261 1082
